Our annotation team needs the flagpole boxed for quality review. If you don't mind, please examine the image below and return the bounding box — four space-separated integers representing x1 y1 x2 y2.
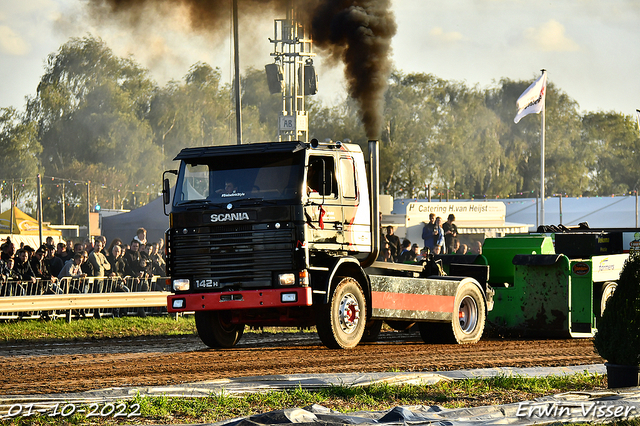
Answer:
540 69 546 227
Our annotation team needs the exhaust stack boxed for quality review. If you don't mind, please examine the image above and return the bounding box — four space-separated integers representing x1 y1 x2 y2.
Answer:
361 139 380 267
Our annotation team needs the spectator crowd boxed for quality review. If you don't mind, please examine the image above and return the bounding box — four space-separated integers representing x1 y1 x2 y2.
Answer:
0 227 166 301
378 214 483 264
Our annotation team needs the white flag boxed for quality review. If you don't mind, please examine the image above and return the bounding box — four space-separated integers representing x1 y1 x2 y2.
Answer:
636 109 640 132
514 72 547 124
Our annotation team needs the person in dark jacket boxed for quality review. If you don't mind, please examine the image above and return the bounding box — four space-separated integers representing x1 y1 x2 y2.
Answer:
107 244 127 278
13 249 37 295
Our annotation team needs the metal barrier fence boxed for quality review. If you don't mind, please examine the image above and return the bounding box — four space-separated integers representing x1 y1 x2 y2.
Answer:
0 276 172 321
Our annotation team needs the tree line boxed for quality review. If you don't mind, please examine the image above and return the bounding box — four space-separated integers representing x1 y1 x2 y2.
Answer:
1 36 639 226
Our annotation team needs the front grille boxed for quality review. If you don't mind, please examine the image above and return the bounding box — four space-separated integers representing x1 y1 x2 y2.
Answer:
170 226 295 287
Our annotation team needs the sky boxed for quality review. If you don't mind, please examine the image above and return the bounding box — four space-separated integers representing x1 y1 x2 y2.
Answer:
1 0 639 116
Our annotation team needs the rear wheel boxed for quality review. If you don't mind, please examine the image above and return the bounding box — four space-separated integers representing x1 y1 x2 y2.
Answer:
419 282 486 344
315 277 366 349
195 311 245 348
451 282 485 344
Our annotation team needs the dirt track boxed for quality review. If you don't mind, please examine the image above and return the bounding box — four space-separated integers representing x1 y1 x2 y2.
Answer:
0 331 604 396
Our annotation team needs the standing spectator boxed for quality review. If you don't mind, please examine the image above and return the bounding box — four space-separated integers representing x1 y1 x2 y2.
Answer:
148 242 166 276
157 238 166 261
65 240 75 259
88 238 112 277
434 216 445 253
13 249 37 293
1 238 16 262
1 258 22 296
45 244 64 278
397 239 413 263
107 238 124 256
58 253 87 279
31 248 63 317
83 238 94 254
96 236 108 254
442 214 459 254
107 244 127 278
123 240 143 278
56 242 72 263
421 213 437 251
385 226 401 261
133 228 147 246
79 250 95 277
378 247 393 262
138 243 154 278
45 236 55 248
30 247 49 280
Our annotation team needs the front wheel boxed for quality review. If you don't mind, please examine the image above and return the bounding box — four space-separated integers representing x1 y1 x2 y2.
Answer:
195 311 245 348
315 277 366 349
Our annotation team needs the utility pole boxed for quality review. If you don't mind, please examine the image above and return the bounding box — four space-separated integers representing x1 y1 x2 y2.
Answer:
233 0 243 145
86 181 91 238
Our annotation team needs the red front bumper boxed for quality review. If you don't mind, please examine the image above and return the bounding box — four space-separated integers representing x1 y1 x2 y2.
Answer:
167 287 313 312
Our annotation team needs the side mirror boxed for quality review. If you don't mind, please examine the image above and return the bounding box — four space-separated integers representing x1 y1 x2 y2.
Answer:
162 178 171 205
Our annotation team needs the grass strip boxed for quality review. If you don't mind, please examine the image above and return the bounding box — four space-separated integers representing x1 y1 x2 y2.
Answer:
0 316 196 342
2 372 632 426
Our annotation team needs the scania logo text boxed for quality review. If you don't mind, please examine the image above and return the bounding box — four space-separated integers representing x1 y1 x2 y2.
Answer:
211 212 250 222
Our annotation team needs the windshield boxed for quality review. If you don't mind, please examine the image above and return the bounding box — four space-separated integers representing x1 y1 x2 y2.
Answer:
174 151 304 205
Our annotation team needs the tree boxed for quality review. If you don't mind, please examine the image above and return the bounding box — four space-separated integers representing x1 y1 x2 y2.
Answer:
582 111 640 195
0 107 42 213
27 36 163 220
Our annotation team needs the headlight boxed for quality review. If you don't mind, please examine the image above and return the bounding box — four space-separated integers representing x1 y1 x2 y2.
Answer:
173 279 190 291
278 273 296 286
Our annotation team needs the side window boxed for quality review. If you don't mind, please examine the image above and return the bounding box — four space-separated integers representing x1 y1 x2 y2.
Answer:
180 164 209 201
307 156 338 198
340 157 357 199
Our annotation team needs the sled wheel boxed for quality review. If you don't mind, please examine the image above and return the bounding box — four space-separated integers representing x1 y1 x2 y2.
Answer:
419 282 486 344
452 282 485 344
316 277 366 349
195 311 244 348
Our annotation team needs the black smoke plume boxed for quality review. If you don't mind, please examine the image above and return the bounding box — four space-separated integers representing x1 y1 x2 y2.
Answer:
88 0 396 139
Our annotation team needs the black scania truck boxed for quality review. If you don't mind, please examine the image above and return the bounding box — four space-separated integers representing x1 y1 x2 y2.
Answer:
164 139 493 349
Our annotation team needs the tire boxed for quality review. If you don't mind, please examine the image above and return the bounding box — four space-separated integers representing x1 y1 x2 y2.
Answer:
419 281 486 344
361 320 383 342
195 311 244 349
315 277 366 349
599 282 617 318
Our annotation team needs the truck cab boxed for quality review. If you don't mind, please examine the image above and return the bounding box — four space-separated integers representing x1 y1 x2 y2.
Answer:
165 140 374 347
165 139 490 349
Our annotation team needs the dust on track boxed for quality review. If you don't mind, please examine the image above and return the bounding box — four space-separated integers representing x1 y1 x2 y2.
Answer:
0 331 603 396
